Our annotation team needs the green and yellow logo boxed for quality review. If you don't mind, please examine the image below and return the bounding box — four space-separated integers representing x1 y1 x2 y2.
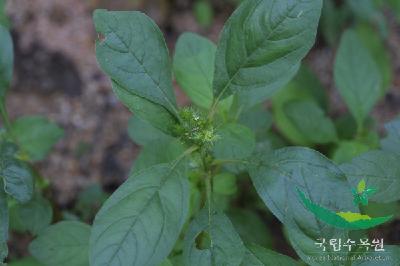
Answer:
298 179 393 230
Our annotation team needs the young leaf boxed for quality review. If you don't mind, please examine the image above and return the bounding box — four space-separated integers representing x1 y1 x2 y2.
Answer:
248 147 356 264
234 63 300 110
0 180 8 260
334 30 382 129
213 123 255 160
127 115 172 146
242 244 300 266
113 81 177 134
355 23 392 95
381 117 400 155
29 221 91 266
93 10 179 133
90 163 190 266
183 209 246 266
10 194 53 235
238 104 272 140
173 32 215 109
213 0 322 101
213 172 237 196
272 65 328 145
1 158 33 203
331 141 370 164
131 139 185 174
228 209 273 248
10 116 64 161
284 100 338 144
0 24 13 100
341 150 400 203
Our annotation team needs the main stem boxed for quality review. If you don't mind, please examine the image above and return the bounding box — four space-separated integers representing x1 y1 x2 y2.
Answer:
205 171 213 248
0 101 11 132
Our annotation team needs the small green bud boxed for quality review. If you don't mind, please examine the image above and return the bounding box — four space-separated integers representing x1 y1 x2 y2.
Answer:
173 107 217 148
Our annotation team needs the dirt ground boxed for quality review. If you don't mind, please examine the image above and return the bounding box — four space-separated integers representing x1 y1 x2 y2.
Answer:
4 0 400 208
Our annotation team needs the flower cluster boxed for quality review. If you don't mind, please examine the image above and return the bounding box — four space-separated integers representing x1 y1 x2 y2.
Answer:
173 107 217 147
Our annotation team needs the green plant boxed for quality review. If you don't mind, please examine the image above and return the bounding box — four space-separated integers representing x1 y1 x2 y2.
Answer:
9 0 400 265
0 6 64 265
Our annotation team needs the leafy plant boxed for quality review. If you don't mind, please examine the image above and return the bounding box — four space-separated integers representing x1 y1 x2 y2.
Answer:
9 0 400 265
0 5 64 265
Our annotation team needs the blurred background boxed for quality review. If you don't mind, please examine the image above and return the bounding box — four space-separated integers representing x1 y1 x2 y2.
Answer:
3 0 400 260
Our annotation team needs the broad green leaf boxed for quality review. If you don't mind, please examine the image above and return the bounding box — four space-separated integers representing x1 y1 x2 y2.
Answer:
213 173 237 196
132 139 185 174
93 10 178 115
272 65 328 145
29 221 90 266
355 23 392 95
331 141 370 164
112 81 177 134
90 163 189 266
10 194 53 235
248 147 356 265
93 10 178 134
1 158 33 203
173 32 215 109
183 209 246 266
213 0 322 101
10 116 64 161
341 150 400 203
334 30 382 129
241 244 300 266
0 180 8 261
0 24 13 100
213 123 255 160
8 257 43 266
127 115 172 146
234 63 300 109
381 118 400 155
352 245 400 265
284 100 338 144
238 104 272 140
228 209 273 248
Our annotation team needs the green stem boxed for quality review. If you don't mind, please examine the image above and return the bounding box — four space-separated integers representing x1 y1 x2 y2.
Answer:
207 99 220 121
205 171 213 247
0 101 11 132
171 145 199 169
211 158 250 166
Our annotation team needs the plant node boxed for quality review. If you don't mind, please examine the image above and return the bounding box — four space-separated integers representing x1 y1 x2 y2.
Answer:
173 107 218 148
